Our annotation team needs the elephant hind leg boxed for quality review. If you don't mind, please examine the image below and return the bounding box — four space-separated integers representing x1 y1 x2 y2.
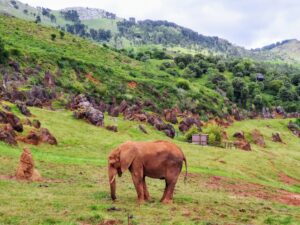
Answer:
143 177 151 201
161 180 176 204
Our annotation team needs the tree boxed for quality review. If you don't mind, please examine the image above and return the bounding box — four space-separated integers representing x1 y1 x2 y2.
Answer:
278 87 294 101
253 95 263 110
35 15 41 23
50 14 56 23
0 37 9 63
51 33 56 41
232 78 247 106
216 60 226 72
59 31 65 39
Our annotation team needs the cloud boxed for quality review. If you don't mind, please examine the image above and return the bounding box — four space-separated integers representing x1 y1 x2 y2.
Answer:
18 0 300 48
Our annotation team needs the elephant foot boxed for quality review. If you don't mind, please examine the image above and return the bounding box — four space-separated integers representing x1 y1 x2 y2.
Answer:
137 198 145 204
161 199 173 204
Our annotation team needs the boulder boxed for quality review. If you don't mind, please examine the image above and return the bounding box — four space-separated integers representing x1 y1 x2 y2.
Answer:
163 109 178 124
32 119 41 129
39 128 57 145
44 71 55 87
16 148 42 181
18 128 57 145
0 110 23 132
251 129 265 147
233 131 245 139
179 117 202 133
0 124 17 145
234 140 251 151
106 125 118 132
272 133 283 143
16 101 31 116
8 61 20 72
109 106 120 117
119 100 128 113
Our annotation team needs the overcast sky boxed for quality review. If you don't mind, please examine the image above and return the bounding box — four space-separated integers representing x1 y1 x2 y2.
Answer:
19 0 300 49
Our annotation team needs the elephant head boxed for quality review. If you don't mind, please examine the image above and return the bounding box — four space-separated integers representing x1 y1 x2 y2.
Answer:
108 143 136 200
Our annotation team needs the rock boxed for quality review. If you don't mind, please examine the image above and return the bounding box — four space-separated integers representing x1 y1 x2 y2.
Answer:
39 128 57 145
138 125 148 134
0 110 23 132
18 128 57 145
32 119 41 129
8 61 20 72
44 71 55 87
272 133 283 143
163 109 178 124
288 121 300 138
179 117 202 133
15 148 42 181
0 124 17 145
16 101 31 116
119 100 128 113
234 140 251 151
276 106 285 115
106 125 118 132
131 113 147 122
233 131 245 139
109 106 119 117
72 94 104 126
251 129 266 147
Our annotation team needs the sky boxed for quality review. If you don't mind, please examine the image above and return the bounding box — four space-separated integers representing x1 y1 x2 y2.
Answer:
19 0 300 49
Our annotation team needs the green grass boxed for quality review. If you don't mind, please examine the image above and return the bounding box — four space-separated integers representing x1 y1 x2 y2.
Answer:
0 104 299 225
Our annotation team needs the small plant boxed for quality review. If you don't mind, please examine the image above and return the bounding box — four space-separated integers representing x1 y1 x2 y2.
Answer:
184 125 201 142
51 33 57 41
176 79 190 90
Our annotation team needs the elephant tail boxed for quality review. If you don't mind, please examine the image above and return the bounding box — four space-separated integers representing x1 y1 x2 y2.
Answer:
183 157 187 184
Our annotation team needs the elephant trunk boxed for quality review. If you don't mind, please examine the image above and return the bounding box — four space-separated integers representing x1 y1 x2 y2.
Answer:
108 166 117 200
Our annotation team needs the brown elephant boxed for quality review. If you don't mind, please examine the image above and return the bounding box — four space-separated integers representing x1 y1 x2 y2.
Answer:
108 140 187 203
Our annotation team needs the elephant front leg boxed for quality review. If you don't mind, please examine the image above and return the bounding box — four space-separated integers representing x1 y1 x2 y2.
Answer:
131 172 144 203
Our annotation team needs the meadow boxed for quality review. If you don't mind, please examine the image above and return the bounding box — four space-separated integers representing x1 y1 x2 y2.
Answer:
0 104 299 225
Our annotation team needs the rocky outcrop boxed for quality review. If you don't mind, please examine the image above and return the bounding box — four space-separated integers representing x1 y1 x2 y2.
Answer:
105 125 118 132
251 129 266 147
234 140 251 151
272 133 283 143
18 128 57 145
179 117 202 133
163 109 178 124
0 110 23 132
233 131 245 139
0 124 17 145
16 101 31 116
16 148 42 181
72 95 104 126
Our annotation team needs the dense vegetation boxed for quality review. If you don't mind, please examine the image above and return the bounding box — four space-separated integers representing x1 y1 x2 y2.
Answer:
0 15 299 115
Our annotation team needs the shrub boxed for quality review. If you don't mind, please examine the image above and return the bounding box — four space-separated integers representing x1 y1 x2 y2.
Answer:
176 79 190 90
51 33 57 41
59 31 65 39
184 125 201 142
202 125 222 146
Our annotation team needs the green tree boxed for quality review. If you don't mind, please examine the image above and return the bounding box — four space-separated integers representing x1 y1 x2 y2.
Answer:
278 87 294 101
35 15 41 23
253 95 263 110
59 30 65 39
51 33 57 41
0 37 8 63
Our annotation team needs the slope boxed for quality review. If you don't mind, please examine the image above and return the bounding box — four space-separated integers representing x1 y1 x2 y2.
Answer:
0 102 299 224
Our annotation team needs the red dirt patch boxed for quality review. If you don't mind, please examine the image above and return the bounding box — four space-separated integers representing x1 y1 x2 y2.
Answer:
204 175 300 206
127 81 137 89
85 73 100 85
279 172 300 186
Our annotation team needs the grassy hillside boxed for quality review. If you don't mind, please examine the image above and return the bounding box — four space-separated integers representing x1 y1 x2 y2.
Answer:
0 102 299 224
0 15 225 113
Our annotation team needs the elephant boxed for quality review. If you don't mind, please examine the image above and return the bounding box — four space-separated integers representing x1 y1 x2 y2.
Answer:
108 140 187 204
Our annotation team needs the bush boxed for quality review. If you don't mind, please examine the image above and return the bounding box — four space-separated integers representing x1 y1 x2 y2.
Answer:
51 33 57 41
184 125 201 142
202 125 222 146
176 79 190 90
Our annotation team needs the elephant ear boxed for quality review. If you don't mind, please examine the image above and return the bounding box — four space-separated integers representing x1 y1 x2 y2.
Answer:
120 144 137 173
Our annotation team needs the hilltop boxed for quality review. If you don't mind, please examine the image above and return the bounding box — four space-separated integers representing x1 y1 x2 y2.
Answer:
1 0 300 64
